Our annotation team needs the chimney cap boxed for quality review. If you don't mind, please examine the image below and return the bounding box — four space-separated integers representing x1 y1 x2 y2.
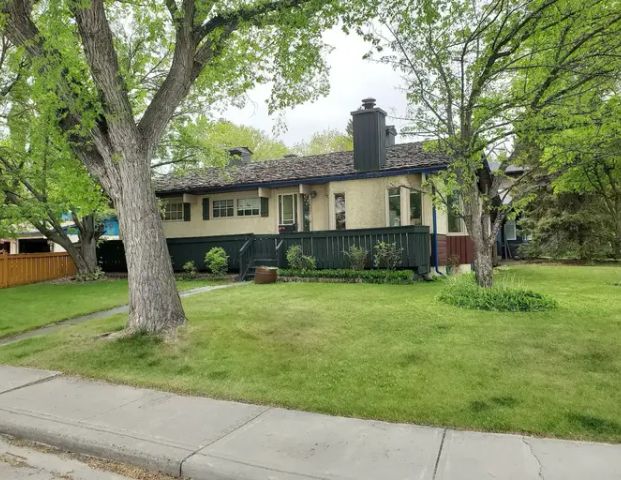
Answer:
361 98 376 109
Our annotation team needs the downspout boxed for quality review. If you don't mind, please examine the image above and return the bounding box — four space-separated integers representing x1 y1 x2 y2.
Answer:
431 186 443 276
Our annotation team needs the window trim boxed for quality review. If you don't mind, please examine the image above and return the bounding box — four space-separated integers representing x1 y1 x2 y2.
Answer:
212 199 235 218
237 197 261 217
334 192 346 230
409 189 423 226
278 194 297 226
447 196 464 233
387 187 401 227
162 198 184 222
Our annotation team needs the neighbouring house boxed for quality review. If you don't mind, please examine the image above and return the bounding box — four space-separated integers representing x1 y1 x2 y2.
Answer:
1 216 120 255
494 165 530 259
101 99 474 278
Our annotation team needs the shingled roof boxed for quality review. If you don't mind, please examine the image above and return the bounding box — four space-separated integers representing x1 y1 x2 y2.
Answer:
154 141 450 195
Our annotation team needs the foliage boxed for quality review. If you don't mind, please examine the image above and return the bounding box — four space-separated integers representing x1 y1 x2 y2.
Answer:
75 267 106 283
373 242 402 270
344 245 368 270
519 191 613 261
279 268 414 284
285 245 317 271
181 261 198 280
1 0 369 331
438 274 557 312
530 94 621 259
157 117 290 172
446 255 461 275
0 37 109 275
373 0 621 287
294 129 353 156
204 247 229 276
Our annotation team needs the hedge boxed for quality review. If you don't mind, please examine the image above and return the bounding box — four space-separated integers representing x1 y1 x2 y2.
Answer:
278 268 415 284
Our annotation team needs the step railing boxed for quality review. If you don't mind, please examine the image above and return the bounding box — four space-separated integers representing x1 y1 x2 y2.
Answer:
238 237 255 281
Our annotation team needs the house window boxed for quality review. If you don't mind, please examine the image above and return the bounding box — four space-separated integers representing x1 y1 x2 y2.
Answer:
213 199 234 218
237 198 260 216
162 198 184 221
504 221 517 241
279 194 297 225
302 194 311 232
334 193 346 230
388 188 401 227
410 191 422 225
447 196 463 233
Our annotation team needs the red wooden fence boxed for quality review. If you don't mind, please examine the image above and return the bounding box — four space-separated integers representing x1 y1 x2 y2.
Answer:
0 252 76 288
446 235 474 264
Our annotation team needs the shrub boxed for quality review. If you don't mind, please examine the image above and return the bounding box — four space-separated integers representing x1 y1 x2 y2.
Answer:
344 245 368 270
75 267 106 282
181 260 198 280
204 247 229 276
285 245 316 271
373 242 402 270
437 274 557 312
446 254 461 275
279 268 414 284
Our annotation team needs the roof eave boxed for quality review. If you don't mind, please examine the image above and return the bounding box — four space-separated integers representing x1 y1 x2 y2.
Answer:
155 164 449 197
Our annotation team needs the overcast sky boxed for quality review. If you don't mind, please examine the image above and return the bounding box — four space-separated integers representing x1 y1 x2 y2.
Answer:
222 27 411 147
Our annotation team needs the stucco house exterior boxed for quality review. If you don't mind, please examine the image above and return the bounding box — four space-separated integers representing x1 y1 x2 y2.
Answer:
149 99 472 277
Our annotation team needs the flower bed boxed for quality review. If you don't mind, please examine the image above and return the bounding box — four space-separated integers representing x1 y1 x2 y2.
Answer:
278 268 415 284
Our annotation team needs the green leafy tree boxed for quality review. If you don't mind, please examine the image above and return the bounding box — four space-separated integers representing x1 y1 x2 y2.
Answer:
375 0 621 286
155 117 290 172
0 36 108 277
294 128 353 156
536 94 621 259
1 0 352 333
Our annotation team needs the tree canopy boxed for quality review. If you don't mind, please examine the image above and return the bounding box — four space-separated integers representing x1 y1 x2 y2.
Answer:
374 0 621 285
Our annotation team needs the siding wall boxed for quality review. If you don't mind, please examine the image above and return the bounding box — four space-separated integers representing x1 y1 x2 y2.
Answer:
160 173 451 238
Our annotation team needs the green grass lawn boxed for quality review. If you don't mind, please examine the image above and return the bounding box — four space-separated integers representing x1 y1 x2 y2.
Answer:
0 264 620 442
0 278 218 338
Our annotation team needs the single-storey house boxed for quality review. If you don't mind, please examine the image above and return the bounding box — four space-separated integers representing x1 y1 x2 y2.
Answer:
148 99 473 278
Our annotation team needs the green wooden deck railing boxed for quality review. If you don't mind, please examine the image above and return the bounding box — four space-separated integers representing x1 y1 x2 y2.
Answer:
97 226 431 277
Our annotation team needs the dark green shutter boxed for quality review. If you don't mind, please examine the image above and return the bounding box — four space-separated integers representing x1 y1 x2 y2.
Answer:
202 198 210 220
183 203 191 221
261 197 269 217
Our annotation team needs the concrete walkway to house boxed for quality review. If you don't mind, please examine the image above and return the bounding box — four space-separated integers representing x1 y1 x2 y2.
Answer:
0 366 619 480
0 283 242 347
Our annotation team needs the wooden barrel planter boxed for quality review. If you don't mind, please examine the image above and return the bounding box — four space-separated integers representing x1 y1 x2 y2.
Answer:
255 266 278 284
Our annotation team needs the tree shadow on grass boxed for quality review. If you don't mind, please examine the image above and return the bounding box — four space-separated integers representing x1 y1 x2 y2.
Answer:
566 413 621 436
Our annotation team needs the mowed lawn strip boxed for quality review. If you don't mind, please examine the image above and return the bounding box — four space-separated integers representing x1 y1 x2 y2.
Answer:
0 278 218 338
0 264 619 442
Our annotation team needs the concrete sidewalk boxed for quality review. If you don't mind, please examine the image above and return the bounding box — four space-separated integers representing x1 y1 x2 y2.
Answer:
0 366 619 480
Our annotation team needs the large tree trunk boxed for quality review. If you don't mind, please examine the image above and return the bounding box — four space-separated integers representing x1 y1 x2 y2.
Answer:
463 183 495 288
113 154 185 334
46 227 98 278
